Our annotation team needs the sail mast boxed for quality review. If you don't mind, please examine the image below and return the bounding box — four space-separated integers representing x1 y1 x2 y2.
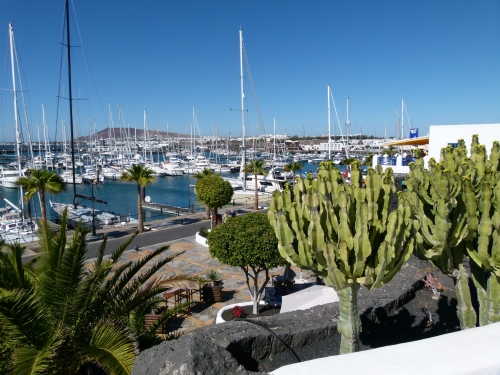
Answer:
65 0 77 206
239 29 246 189
327 85 331 160
8 22 25 220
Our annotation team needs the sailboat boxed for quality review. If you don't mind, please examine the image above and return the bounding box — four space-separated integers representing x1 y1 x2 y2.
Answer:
223 30 287 198
49 0 133 229
0 22 38 243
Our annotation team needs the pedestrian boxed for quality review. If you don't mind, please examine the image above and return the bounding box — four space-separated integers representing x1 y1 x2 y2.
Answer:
223 212 229 222
230 209 236 217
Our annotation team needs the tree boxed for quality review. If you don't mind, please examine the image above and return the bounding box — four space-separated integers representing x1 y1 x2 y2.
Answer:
16 169 66 222
208 212 286 314
194 168 215 220
268 162 414 354
120 164 156 233
0 209 198 375
363 154 374 167
195 175 233 226
243 160 268 210
283 162 303 189
382 145 396 156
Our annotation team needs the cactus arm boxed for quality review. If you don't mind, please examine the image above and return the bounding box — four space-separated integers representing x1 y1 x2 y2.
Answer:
470 260 489 327
487 275 500 324
338 192 354 250
453 264 477 329
324 242 348 290
477 184 493 269
337 282 361 354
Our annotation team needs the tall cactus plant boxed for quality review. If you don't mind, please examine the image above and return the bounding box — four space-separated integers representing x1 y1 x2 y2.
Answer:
407 136 500 329
268 161 414 354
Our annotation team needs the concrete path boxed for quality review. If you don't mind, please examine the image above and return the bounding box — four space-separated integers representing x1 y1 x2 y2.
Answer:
20 205 312 334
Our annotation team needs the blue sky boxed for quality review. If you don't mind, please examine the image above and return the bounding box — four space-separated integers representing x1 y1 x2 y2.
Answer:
0 0 499 142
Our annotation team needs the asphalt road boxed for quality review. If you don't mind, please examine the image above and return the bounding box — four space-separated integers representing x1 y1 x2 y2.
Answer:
22 207 258 262
85 219 210 259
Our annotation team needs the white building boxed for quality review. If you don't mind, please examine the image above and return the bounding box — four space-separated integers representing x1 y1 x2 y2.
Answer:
428 124 500 160
319 141 343 152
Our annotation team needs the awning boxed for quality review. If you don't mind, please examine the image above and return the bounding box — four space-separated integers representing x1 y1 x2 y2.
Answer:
381 136 429 147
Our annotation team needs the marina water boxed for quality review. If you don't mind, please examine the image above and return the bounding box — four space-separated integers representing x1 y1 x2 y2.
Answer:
0 162 343 223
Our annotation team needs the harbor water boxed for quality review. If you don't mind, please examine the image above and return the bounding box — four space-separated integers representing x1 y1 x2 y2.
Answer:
0 162 345 223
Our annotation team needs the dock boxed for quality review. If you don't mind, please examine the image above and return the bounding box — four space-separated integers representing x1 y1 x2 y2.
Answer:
142 202 195 215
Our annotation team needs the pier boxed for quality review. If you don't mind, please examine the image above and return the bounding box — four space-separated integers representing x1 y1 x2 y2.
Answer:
142 202 196 215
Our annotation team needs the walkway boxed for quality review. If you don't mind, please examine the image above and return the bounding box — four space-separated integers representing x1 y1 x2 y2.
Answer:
100 236 311 334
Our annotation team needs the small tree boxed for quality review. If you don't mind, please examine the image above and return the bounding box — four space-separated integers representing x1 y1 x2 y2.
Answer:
208 212 286 314
195 175 233 226
194 168 215 220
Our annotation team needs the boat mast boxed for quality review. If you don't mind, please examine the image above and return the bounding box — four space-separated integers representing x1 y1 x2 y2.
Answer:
345 98 350 159
273 118 276 162
327 85 331 160
401 97 404 140
239 29 246 189
8 22 25 220
65 0 77 206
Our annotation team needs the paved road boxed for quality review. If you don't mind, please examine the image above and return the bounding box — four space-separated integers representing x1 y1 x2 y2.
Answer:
22 207 258 262
85 219 210 258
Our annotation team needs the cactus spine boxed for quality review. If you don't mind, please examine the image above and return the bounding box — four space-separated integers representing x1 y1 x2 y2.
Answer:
268 161 414 354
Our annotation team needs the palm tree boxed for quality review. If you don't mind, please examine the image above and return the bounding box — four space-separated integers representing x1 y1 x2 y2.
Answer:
120 164 156 233
243 160 268 210
16 169 66 222
0 241 37 290
194 168 214 220
283 162 303 189
0 210 199 375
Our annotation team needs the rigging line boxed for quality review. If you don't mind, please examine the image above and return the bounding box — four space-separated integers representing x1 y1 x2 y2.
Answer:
12 31 35 161
329 90 345 142
403 101 412 136
54 5 68 145
242 44 266 137
70 0 108 129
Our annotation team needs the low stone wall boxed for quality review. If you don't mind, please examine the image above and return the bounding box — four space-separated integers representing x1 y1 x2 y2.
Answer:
132 256 428 375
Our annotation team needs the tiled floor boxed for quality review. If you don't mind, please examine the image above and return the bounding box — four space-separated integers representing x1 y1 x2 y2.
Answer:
110 236 313 334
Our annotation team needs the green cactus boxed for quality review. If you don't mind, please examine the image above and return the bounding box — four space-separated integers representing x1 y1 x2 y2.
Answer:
268 162 414 354
408 135 500 329
406 152 477 329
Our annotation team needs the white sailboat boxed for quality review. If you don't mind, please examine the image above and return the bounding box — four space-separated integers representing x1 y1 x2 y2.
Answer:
223 29 287 199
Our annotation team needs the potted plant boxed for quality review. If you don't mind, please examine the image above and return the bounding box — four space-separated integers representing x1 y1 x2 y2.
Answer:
205 270 223 286
202 270 224 303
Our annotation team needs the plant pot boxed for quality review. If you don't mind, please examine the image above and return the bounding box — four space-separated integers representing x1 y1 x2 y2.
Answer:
202 285 224 303
213 280 222 286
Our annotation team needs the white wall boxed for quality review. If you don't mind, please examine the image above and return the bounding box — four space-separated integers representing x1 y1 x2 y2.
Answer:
428 124 500 160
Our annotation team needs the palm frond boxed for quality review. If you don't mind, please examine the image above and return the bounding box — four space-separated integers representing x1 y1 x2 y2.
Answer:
146 301 194 336
109 246 174 300
12 345 55 375
80 322 137 375
0 289 54 349
108 232 139 264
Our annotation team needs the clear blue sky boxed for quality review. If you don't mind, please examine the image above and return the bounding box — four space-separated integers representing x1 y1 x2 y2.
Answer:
0 0 499 142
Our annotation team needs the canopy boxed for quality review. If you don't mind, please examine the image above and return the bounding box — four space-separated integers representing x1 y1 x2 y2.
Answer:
381 136 429 147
